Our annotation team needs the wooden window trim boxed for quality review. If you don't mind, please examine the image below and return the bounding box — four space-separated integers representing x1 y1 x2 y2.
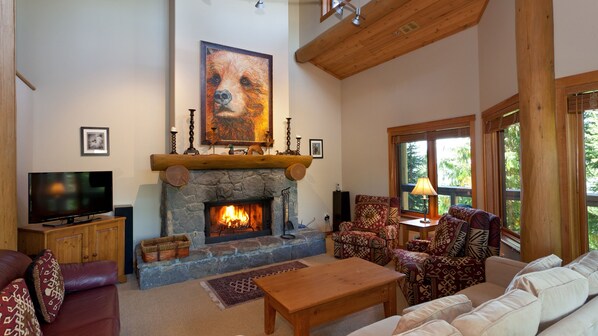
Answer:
387 115 477 220
320 0 350 22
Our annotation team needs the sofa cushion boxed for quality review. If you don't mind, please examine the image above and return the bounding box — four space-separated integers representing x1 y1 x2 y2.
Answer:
429 215 469 257
347 316 401 336
354 195 390 231
394 294 472 333
509 267 588 331
565 250 598 299
456 282 506 307
394 320 463 336
451 289 541 336
537 295 598 336
505 254 562 292
40 284 120 336
0 250 33 290
26 249 65 323
0 278 42 336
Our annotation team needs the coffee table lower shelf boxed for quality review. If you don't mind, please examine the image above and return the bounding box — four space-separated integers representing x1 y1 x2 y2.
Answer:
254 257 403 336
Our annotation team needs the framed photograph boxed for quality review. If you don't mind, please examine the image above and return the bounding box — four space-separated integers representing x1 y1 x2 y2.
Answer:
309 139 323 159
80 127 109 156
200 41 273 146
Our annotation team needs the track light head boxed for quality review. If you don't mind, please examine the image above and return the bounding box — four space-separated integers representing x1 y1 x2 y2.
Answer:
255 0 264 9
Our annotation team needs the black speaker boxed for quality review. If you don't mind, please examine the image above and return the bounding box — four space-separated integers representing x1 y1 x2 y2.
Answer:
333 191 351 232
114 204 133 275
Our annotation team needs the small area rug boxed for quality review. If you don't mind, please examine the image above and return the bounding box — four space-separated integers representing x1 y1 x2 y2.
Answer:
200 260 308 309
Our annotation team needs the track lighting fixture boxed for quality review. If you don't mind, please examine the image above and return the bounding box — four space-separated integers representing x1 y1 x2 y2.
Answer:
333 1 364 27
255 0 264 9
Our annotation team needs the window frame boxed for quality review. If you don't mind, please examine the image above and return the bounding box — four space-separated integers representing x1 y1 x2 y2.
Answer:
481 94 521 239
388 115 477 220
320 0 348 22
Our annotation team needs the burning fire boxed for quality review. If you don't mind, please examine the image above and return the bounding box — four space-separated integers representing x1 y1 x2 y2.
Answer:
219 205 250 228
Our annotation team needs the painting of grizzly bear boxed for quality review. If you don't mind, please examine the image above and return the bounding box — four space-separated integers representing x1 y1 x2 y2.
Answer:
200 42 272 146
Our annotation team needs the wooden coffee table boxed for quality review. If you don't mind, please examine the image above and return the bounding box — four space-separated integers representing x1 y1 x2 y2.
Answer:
253 257 403 336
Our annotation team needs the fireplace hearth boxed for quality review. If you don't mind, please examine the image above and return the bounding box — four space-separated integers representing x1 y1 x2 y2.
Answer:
204 198 272 244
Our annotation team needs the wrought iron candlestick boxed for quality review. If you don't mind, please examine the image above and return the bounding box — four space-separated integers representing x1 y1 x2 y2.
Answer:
296 135 301 155
209 127 218 155
184 109 199 155
170 129 178 154
285 117 292 152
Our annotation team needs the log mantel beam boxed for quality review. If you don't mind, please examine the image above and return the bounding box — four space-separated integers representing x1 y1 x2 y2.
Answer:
150 154 313 172
295 0 407 63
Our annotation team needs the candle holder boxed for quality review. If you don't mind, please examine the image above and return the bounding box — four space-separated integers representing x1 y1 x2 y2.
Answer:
296 136 301 155
264 131 274 155
170 130 178 154
209 127 218 155
184 109 199 155
276 117 300 155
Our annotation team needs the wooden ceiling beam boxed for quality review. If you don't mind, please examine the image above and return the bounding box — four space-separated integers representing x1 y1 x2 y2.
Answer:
295 0 409 63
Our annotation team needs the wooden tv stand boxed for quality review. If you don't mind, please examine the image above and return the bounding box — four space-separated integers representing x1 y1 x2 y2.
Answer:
18 215 126 283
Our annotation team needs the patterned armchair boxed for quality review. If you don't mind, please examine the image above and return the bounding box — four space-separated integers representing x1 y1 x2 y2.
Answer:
393 206 501 305
331 195 400 266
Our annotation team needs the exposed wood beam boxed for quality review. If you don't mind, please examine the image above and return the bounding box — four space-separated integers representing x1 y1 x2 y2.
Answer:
516 0 561 261
295 0 409 64
0 0 17 250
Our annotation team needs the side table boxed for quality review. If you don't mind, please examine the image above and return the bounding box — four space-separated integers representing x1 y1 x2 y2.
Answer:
400 218 439 248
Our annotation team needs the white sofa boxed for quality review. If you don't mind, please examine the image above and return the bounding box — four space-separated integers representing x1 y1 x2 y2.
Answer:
349 251 598 336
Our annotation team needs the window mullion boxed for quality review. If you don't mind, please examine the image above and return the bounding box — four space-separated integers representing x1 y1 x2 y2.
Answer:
428 139 439 218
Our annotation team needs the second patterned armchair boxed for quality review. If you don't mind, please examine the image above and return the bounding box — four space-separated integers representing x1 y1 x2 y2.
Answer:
332 195 400 266
393 205 501 305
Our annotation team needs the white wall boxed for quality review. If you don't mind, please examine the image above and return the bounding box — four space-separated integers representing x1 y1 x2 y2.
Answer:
16 77 34 227
291 1 343 229
340 28 481 206
554 0 598 78
16 0 168 246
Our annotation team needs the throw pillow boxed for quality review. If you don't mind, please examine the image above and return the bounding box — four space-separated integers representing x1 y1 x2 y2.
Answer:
394 319 463 336
429 215 469 257
388 196 400 226
393 294 472 334
508 267 588 331
0 278 42 336
26 249 65 323
451 289 541 336
353 195 390 231
565 250 598 299
505 254 562 292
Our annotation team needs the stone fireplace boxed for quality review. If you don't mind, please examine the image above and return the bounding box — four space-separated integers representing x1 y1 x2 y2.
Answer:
204 197 273 243
160 169 298 249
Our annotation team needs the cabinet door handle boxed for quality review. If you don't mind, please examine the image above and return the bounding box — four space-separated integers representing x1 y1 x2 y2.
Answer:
83 255 89 260
92 253 98 257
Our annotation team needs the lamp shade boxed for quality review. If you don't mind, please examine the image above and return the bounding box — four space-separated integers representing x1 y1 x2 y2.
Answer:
411 177 437 196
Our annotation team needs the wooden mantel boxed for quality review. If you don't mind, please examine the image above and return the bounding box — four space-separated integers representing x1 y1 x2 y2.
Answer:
150 154 312 171
150 154 313 185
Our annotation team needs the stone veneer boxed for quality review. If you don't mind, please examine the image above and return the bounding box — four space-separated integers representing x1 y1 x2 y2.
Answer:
160 169 298 248
136 229 325 289
136 168 326 289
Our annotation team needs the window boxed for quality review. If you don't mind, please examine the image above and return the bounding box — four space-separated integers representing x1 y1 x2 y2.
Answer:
482 95 521 237
389 115 476 219
568 91 598 250
320 0 346 22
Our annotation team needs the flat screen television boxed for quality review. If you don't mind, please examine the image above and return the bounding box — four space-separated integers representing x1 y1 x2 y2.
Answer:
28 171 113 224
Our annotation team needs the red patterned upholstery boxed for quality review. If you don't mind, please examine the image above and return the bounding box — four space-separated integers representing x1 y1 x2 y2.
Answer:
26 249 65 323
332 195 400 265
393 206 501 305
0 279 42 336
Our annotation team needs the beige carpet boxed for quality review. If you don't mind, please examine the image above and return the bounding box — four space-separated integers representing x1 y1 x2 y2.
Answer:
118 238 408 336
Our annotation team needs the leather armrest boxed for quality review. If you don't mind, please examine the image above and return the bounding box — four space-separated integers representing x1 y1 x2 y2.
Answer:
60 260 118 292
484 256 527 288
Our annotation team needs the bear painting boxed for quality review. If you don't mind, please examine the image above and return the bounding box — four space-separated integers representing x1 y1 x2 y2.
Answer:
200 42 272 146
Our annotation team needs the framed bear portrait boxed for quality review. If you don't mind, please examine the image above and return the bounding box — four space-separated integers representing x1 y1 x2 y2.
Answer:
200 41 273 147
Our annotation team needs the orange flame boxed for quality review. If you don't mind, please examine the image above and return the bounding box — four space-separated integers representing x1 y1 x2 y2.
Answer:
219 205 250 228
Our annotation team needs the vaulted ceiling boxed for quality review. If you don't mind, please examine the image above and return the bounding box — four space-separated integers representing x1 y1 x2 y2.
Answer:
295 0 489 79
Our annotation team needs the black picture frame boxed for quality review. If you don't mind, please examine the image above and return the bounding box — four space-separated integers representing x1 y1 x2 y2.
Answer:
80 127 110 156
309 139 323 159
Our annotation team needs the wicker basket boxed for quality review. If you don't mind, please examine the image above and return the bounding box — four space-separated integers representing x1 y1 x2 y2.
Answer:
141 235 190 262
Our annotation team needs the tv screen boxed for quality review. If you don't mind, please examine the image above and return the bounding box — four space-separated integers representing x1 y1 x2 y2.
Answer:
28 171 113 224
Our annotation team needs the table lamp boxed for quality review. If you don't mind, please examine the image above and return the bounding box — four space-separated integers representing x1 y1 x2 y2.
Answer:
411 177 437 223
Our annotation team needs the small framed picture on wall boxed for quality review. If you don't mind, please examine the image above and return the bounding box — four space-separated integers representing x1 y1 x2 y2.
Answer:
309 139 323 159
80 127 110 156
